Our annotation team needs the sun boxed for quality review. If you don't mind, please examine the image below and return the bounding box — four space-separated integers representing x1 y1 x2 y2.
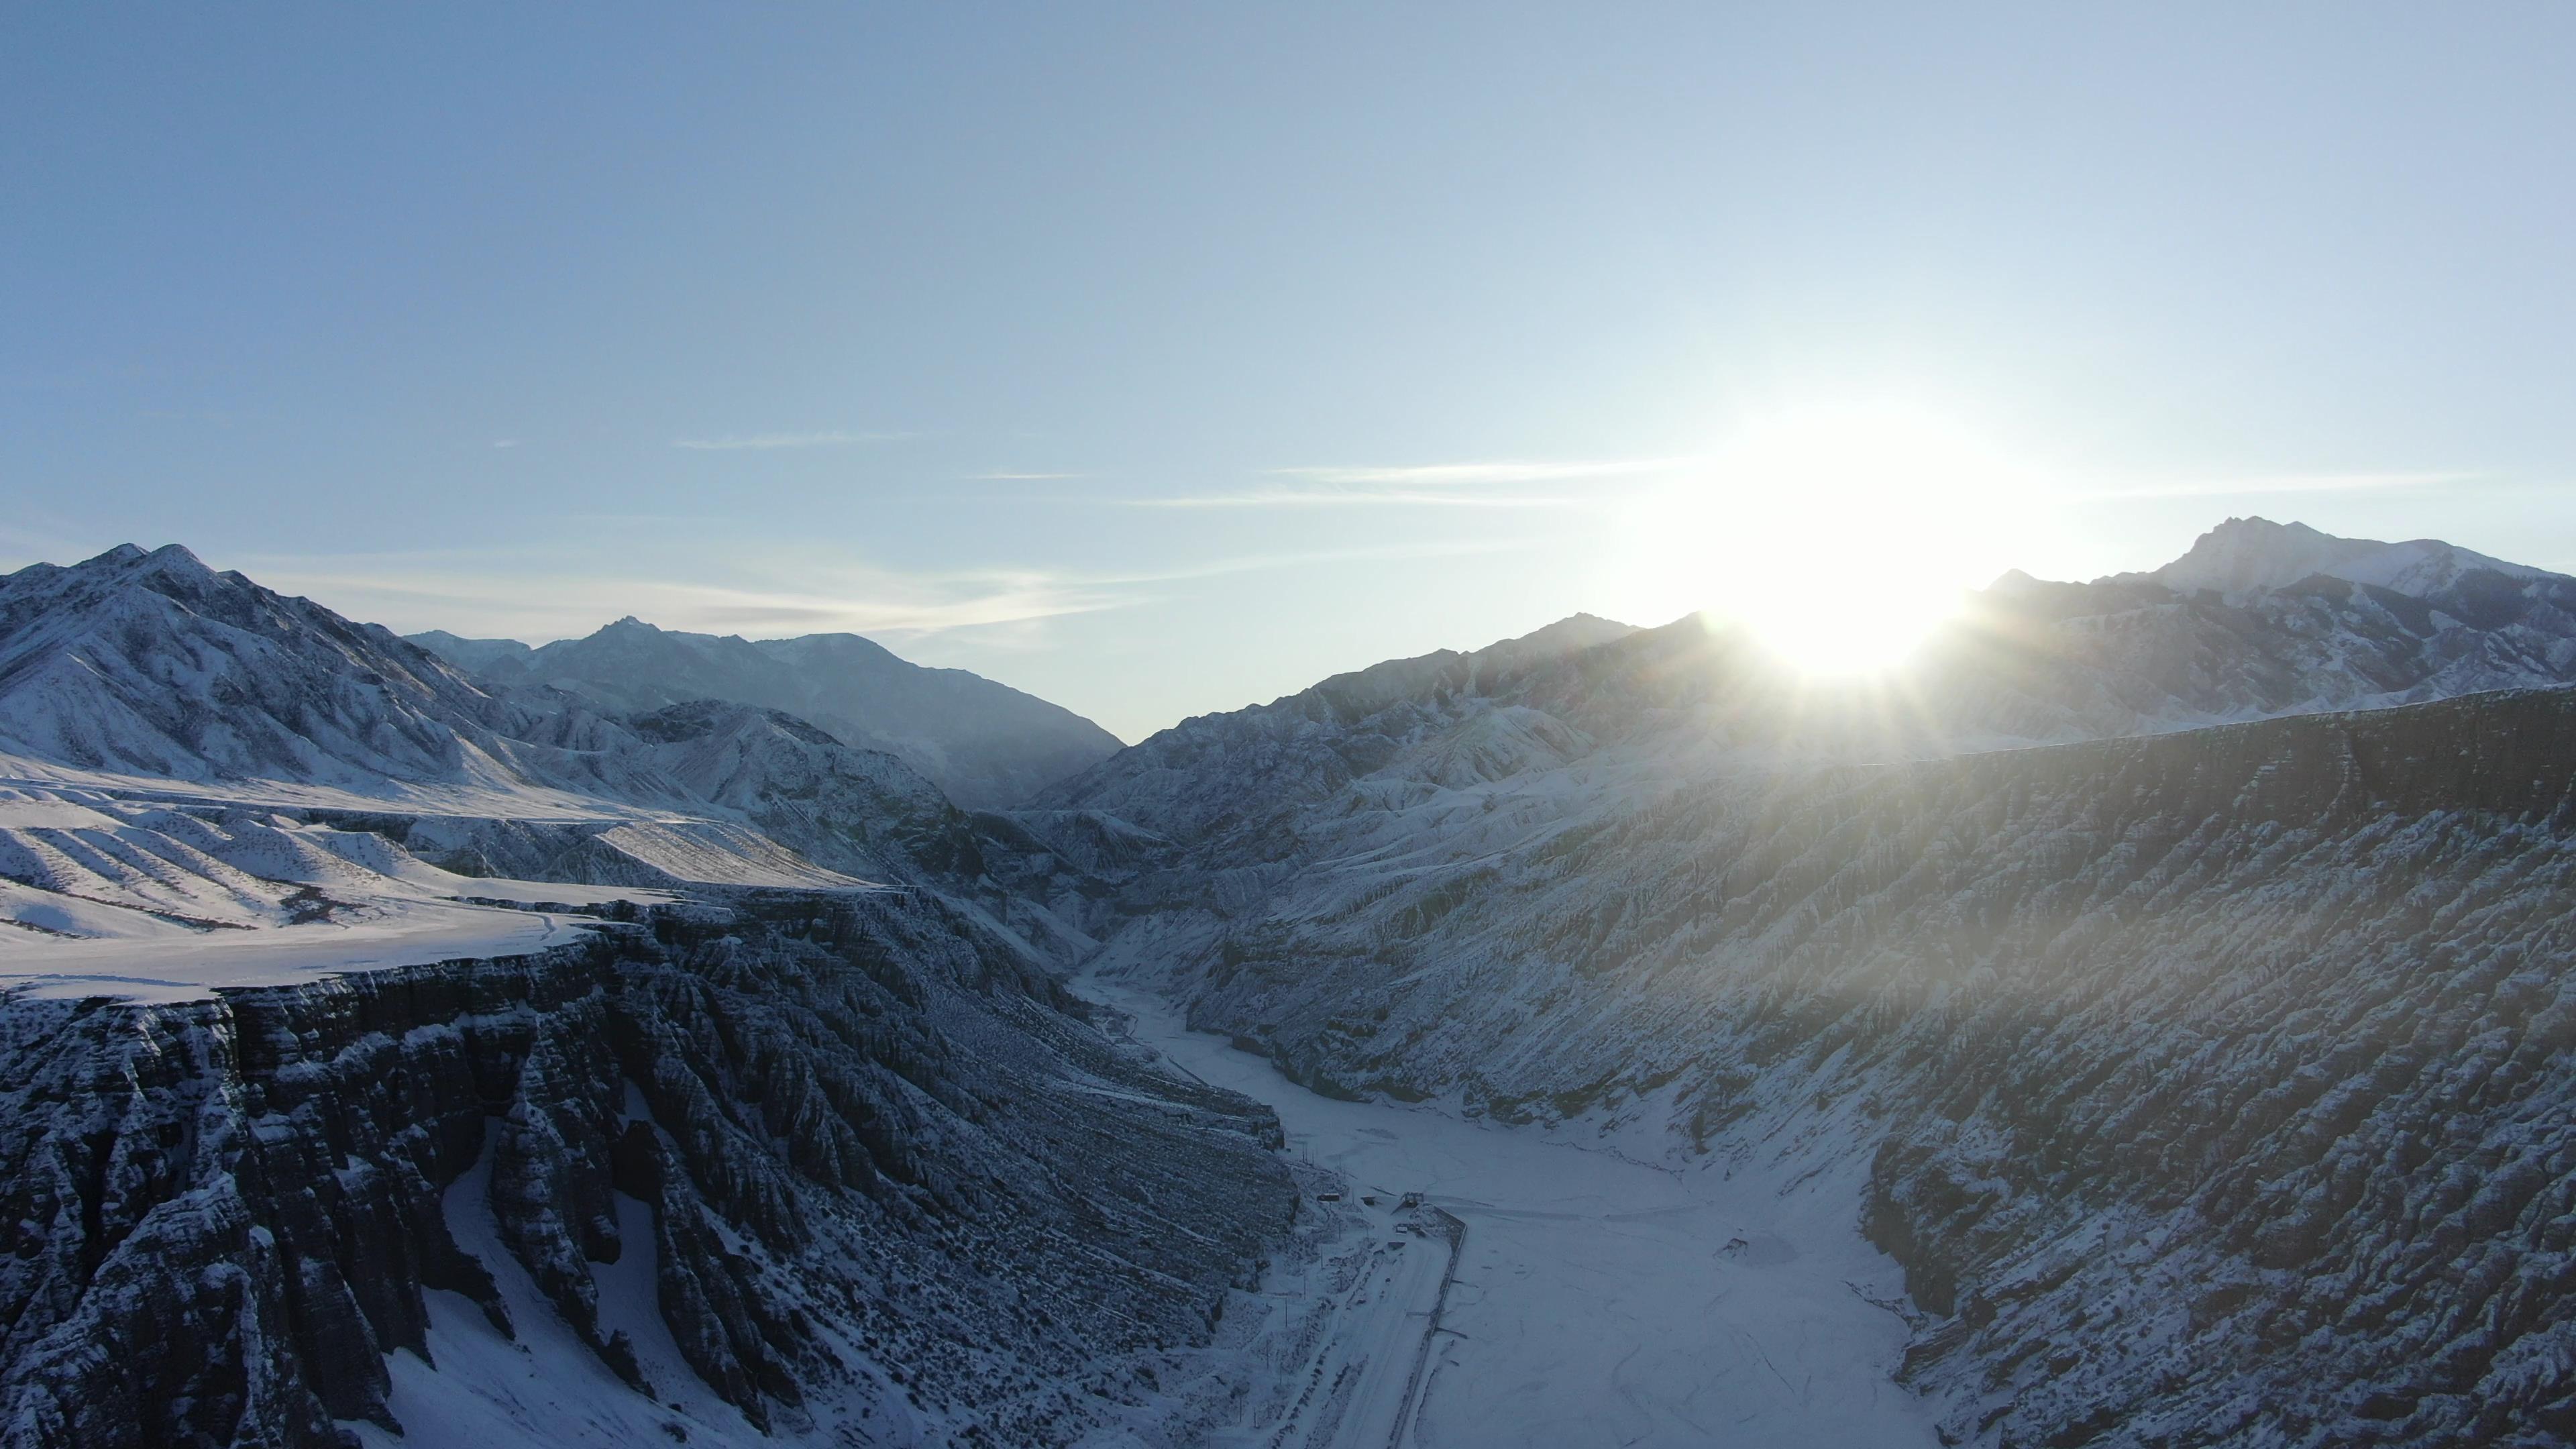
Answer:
1609 402 2033 674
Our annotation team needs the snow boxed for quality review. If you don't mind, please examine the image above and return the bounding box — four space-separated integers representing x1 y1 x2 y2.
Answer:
2139 516 2553 600
0 782 680 1001
0 900 622 1003
1084 975 1941 1448
347 1122 763 1449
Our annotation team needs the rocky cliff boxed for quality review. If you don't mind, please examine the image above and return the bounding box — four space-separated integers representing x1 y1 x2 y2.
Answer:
0 890 1294 1448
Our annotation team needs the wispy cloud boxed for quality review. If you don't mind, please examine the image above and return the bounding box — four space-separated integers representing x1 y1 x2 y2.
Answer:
2072 469 2481 501
491 439 519 449
233 535 1527 649
1133 455 1693 508
1098 537 1529 583
969 470 1087 480
672 429 908 451
1130 489 1583 509
1272 458 1693 487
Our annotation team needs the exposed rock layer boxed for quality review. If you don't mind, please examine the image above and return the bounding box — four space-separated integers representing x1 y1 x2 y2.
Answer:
0 892 1293 1448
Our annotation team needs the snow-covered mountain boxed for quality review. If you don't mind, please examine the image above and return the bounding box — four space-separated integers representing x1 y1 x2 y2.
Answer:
1040 519 2576 1446
0 544 529 788
2123 513 2554 600
412 616 1122 809
1081 686 2576 1445
0 544 1065 902
10 520 2576 1448
1044 519 2576 849
0 549 1295 1448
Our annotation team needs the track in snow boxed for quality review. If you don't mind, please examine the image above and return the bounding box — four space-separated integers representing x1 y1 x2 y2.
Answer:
1085 975 1941 1449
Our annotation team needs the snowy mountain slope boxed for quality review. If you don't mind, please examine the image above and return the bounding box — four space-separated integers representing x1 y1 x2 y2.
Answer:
1043 521 2576 854
1932 517 2576 740
0 545 526 788
1020 521 2576 1446
0 891 1296 1448
2125 514 2552 600
0 782 682 1000
13 519 2576 1448
1029 612 1641 843
413 616 1124 808
1077 681 2576 1446
0 545 1096 931
402 629 535 674
0 547 1316 1449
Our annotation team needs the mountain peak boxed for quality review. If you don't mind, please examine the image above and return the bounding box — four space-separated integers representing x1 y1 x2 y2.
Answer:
2137 517 2554 602
1489 612 1638 657
2149 517 2364 598
73 542 215 579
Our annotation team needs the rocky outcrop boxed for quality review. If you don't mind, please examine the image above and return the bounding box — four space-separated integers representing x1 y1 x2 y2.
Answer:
0 891 1295 1448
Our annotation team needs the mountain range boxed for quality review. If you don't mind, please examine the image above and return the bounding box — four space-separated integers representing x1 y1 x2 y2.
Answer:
2 517 2574 1448
408 617 1122 809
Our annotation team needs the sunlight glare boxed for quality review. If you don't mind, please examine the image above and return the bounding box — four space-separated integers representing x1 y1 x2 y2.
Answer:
1611 402 2033 674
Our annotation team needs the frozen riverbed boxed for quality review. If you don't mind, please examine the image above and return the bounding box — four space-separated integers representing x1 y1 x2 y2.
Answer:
1084 975 1941 1449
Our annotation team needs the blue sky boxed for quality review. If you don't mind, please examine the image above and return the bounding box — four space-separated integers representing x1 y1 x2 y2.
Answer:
7 4 2573 739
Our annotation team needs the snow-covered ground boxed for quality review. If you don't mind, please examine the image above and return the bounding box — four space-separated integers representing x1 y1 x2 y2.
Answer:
346 1119 775 1449
1085 975 1941 1449
0 782 690 1002
0 900 641 1003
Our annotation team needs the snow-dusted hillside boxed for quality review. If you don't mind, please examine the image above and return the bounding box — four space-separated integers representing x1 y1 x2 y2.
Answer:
1038 521 2576 1447
1081 688 2576 1444
1044 520 2576 851
412 616 1124 809
2122 514 2555 600
0 547 1297 1449
0 544 1106 967
9 520 2576 1448
0 892 1295 1448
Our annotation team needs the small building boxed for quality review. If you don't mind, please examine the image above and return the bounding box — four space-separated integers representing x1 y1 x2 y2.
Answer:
1398 1192 1422 1210
1360 1194 1379 1206
1316 1191 1342 1203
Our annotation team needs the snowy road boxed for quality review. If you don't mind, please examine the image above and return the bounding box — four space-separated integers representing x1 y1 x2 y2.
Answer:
1086 976 1941 1449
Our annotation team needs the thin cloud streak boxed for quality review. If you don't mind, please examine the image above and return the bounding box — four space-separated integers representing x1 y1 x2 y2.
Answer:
1128 490 1580 509
1272 458 1695 486
1132 455 1689 509
969 470 1088 480
1095 536 1529 585
2070 470 2481 501
672 429 909 451
250 562 1122 644
233 536 1525 649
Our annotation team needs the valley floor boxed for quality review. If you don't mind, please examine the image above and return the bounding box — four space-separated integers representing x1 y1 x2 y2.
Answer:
1083 975 1943 1449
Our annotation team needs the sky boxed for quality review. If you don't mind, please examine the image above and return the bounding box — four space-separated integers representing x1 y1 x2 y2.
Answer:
6 4 2574 741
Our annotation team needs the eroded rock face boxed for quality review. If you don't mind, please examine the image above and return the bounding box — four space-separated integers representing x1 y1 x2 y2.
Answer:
1095 688 2576 1446
0 892 1294 1448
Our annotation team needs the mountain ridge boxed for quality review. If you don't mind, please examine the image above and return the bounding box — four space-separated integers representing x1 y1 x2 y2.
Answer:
411 615 1122 810
9 520 2576 1447
1042 519 2576 846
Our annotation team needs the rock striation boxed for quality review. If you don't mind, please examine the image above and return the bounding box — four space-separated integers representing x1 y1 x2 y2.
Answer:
0 891 1293 1448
